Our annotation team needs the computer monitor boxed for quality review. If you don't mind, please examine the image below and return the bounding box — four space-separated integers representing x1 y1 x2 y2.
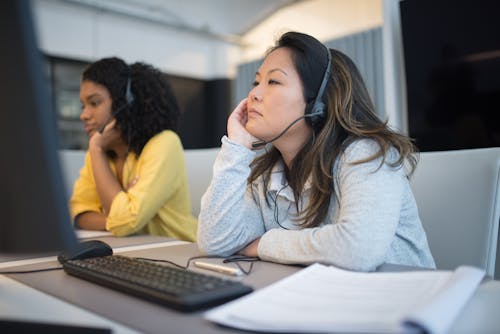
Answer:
0 0 77 254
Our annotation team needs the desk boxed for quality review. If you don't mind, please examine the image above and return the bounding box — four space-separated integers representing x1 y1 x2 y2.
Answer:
0 235 179 333
0 234 174 263
2 238 500 333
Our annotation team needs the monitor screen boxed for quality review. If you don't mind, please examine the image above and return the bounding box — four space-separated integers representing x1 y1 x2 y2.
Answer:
400 0 500 151
0 0 77 254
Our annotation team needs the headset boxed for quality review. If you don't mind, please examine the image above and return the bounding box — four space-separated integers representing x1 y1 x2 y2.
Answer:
98 77 135 134
304 44 332 130
252 45 332 148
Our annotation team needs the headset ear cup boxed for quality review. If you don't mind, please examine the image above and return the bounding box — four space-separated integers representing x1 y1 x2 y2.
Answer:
306 102 326 130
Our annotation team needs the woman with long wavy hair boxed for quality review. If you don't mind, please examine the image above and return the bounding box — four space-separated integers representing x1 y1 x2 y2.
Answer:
198 32 434 271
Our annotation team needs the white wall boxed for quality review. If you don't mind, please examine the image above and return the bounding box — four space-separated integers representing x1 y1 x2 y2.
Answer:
32 0 383 80
241 0 382 62
32 0 239 79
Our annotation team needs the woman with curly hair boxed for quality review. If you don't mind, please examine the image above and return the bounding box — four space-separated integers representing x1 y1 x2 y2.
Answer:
198 32 435 270
70 57 197 241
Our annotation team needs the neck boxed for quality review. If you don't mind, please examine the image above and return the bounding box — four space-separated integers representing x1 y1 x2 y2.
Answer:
111 142 129 161
274 128 313 170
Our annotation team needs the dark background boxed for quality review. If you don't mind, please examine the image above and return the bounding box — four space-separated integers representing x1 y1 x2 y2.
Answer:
400 0 500 151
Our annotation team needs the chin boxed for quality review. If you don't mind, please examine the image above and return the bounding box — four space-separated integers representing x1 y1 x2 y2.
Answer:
245 122 260 137
245 126 261 138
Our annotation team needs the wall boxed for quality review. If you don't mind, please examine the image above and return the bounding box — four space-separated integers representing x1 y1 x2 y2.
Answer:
33 0 383 81
32 0 238 79
241 0 383 63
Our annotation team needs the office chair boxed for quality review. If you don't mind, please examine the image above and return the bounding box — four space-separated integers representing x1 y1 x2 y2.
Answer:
183 147 220 217
59 150 86 200
409 147 500 278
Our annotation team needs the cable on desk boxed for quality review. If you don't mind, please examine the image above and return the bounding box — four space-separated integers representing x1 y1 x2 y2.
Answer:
223 255 259 275
134 254 260 275
0 267 63 275
0 256 260 275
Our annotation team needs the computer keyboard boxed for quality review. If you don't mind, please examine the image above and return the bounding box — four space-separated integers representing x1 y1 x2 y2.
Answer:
61 255 254 312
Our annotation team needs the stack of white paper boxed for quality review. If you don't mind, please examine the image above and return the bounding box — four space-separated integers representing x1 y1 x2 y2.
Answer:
205 263 484 334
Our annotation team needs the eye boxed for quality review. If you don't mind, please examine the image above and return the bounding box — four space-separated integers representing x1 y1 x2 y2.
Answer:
252 80 259 87
268 79 280 85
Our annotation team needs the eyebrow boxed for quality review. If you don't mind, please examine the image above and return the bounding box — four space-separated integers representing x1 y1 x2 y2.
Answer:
80 94 102 105
255 68 288 76
82 93 101 101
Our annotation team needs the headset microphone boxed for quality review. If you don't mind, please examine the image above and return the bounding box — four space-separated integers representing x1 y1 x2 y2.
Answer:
98 114 114 134
251 111 323 148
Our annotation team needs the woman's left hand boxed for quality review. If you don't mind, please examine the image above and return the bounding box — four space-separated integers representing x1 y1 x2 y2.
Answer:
227 98 259 149
239 237 260 257
89 119 120 151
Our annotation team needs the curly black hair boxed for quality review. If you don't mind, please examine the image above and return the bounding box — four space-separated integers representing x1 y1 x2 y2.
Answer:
82 57 180 155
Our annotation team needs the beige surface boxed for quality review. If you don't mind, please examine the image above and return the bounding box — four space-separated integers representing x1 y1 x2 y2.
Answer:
4 241 500 334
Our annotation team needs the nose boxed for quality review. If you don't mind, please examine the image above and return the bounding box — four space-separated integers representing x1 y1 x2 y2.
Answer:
249 87 262 102
80 105 90 121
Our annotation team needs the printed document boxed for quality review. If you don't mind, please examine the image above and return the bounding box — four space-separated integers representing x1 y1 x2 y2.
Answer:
205 263 484 334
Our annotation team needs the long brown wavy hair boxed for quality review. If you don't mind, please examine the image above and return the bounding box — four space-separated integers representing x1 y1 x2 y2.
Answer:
248 31 418 228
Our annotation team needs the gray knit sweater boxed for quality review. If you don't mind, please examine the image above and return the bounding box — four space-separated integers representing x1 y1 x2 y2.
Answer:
197 136 435 271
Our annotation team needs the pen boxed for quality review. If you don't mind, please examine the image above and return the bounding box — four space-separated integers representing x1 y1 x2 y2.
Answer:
193 261 243 277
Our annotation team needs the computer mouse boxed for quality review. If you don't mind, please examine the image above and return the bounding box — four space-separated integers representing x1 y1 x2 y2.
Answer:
58 240 113 263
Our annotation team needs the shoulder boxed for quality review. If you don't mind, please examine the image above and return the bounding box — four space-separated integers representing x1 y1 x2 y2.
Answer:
338 139 401 172
342 138 382 162
137 130 184 165
142 130 182 152
147 130 181 146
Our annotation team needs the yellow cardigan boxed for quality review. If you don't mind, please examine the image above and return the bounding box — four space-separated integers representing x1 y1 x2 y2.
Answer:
70 130 197 241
